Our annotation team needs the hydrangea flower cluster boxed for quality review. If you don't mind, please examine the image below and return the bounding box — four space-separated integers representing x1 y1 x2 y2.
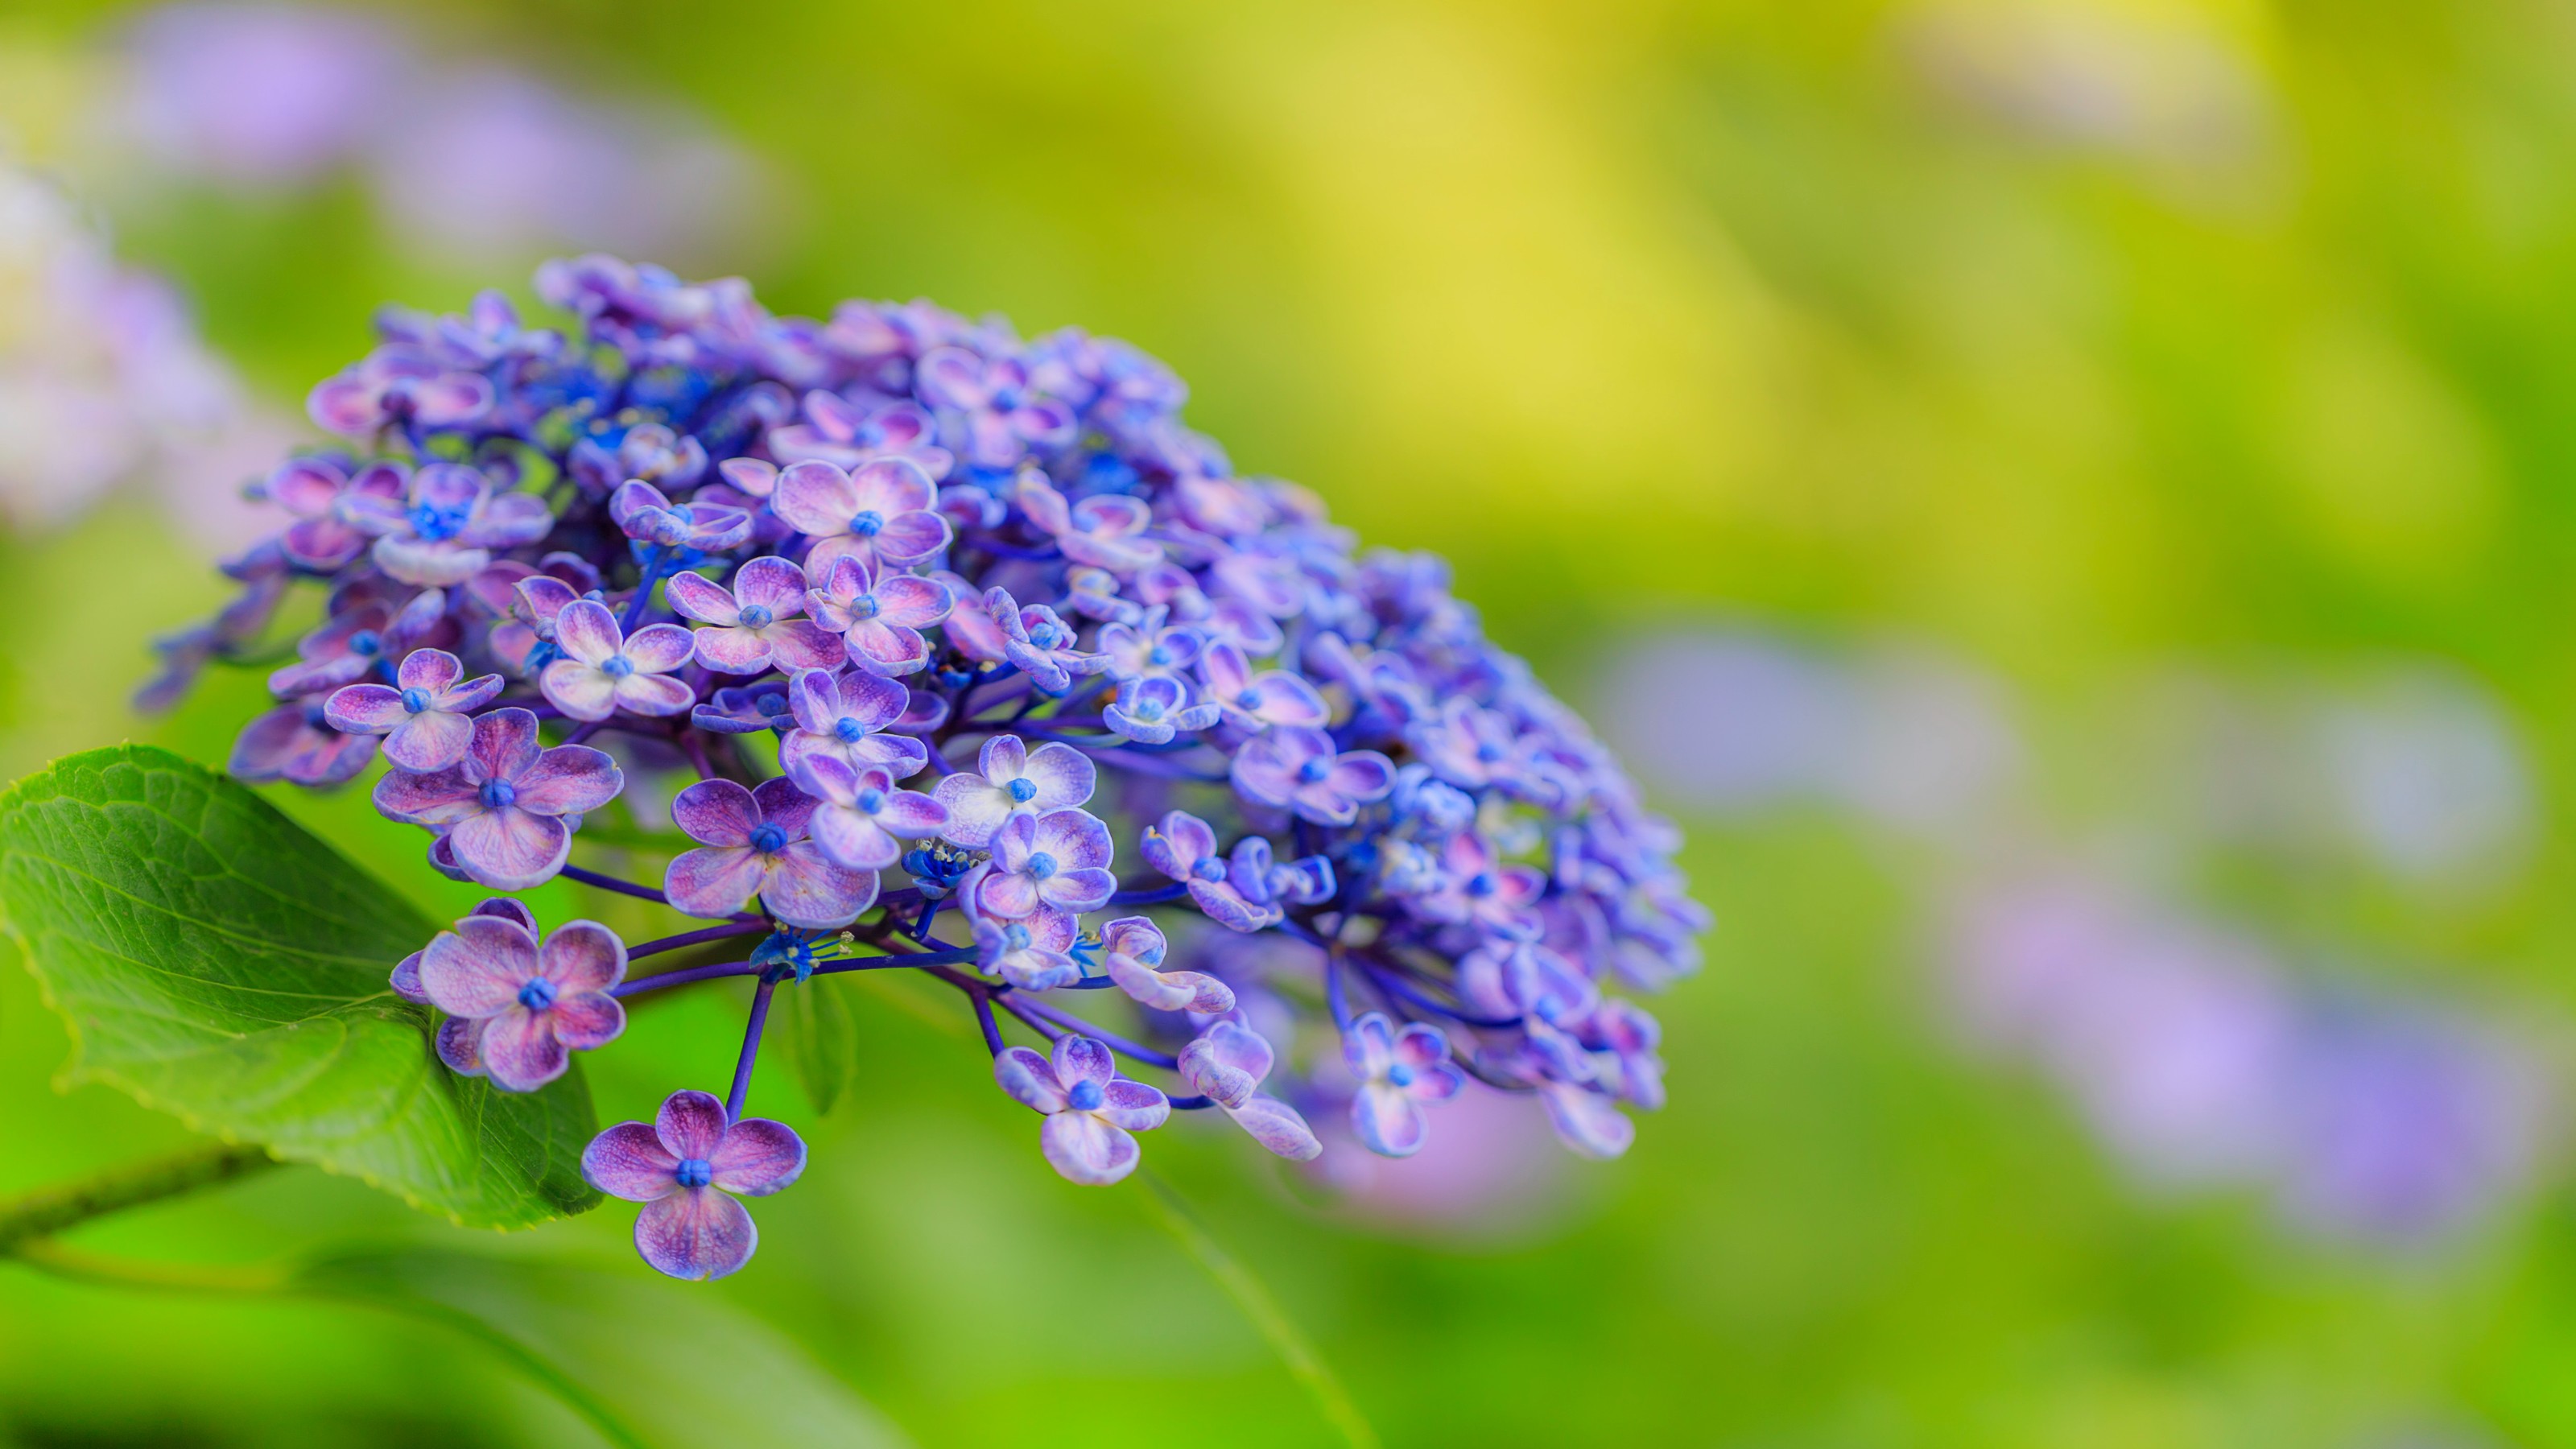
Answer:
154 256 1705 1281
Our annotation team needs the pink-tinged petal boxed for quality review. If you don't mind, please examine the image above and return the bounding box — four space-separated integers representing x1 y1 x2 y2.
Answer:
785 668 840 735
614 671 697 717
832 671 910 729
437 672 505 712
930 777 1015 848
1141 810 1217 878
973 869 1042 919
634 1186 758 1281
468 708 543 782
766 620 846 671
941 596 1013 663
479 1006 570 1091
1343 1013 1397 1080
1230 1096 1323 1161
541 661 619 721
411 374 495 426
282 515 368 570
758 845 878 929
671 778 760 846
871 510 953 568
1327 753 1397 801
1409 1062 1467 1104
873 790 949 837
771 460 858 535
848 457 937 515
1351 1083 1429 1157
655 1089 732 1160
785 750 861 807
372 766 479 825
1040 1113 1142 1186
1052 1035 1117 1089
1392 1022 1451 1072
711 1118 807 1195
1020 741 1097 810
266 456 346 515
374 535 489 588
719 456 778 497
1038 867 1117 914
449 808 572 891
1179 1029 1259 1105
1249 673 1329 728
324 684 411 733
382 709 475 772
663 570 741 626
1289 782 1360 827
664 846 769 919
513 745 624 815
548 992 625 1051
515 575 579 623
283 729 379 788
994 1046 1069 1113
582 1121 679 1202
539 920 627 993
419 915 539 1017
1541 1082 1636 1160
552 600 623 667
1189 1018 1275 1092
733 556 809 614
845 621 930 675
752 776 819 836
435 1015 486 1076
802 803 894 871
1094 1079 1170 1132
308 375 382 434
691 625 773 675
1031 807 1113 866
467 492 553 548
871 573 955 629
394 648 464 694
1107 952 1199 1013
471 897 539 932
622 623 696 674
1189 880 1281 933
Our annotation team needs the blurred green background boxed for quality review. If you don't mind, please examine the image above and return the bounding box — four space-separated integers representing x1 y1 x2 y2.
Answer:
6 0 2576 1444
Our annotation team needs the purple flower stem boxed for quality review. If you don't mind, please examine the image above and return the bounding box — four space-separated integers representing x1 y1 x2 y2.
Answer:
613 960 758 997
564 721 605 746
724 975 777 1122
630 919 772 960
619 547 666 631
559 863 668 905
1108 881 1190 906
811 944 979 975
1325 946 1354 1031
994 994 1063 1042
1362 960 1519 1030
679 730 717 781
919 745 958 777
1014 998 1183 1071
969 987 1005 1055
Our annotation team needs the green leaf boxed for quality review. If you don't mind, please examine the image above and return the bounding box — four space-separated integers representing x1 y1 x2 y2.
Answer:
777 978 856 1115
0 745 597 1228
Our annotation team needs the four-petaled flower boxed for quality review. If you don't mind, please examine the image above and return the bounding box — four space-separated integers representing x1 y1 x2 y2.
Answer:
806 555 953 675
777 667 928 778
1016 475 1161 573
231 694 378 786
1138 810 1281 933
308 349 493 437
931 735 1094 848
771 458 952 576
609 478 753 554
539 600 695 721
1414 830 1546 939
1201 641 1329 733
693 683 795 736
967 808 1117 919
986 588 1107 695
993 1036 1170 1186
1179 1018 1323 1161
264 456 402 572
784 753 951 871
1100 916 1233 1012
1094 609 1202 682
667 556 841 674
583 1090 807 1281
918 347 1078 469
340 461 551 587
1231 725 1396 826
1102 675 1221 745
418 906 626 1092
766 391 954 479
1343 1011 1464 1158
373 708 624 889
324 647 502 771
665 777 879 928
973 910 1083 990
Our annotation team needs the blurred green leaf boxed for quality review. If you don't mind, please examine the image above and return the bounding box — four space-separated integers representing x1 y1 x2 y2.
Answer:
295 1247 908 1449
0 745 597 1228
777 978 856 1115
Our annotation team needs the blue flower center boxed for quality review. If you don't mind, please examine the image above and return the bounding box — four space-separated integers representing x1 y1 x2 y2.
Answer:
349 630 382 657
407 502 467 543
1030 622 1065 650
857 787 886 813
601 655 635 679
1298 757 1331 784
1005 778 1038 803
480 778 517 809
834 716 867 742
1236 689 1261 709
1467 872 1496 898
516 977 558 1011
399 687 433 713
1004 923 1031 951
674 1158 713 1189
1147 644 1173 666
847 593 881 621
754 691 787 716
301 701 330 729
739 604 774 628
1476 741 1506 763
1066 1080 1104 1112
1192 858 1227 883
1386 1063 1415 1088
1129 697 1166 720
1026 852 1059 881
750 823 787 854
849 510 885 537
